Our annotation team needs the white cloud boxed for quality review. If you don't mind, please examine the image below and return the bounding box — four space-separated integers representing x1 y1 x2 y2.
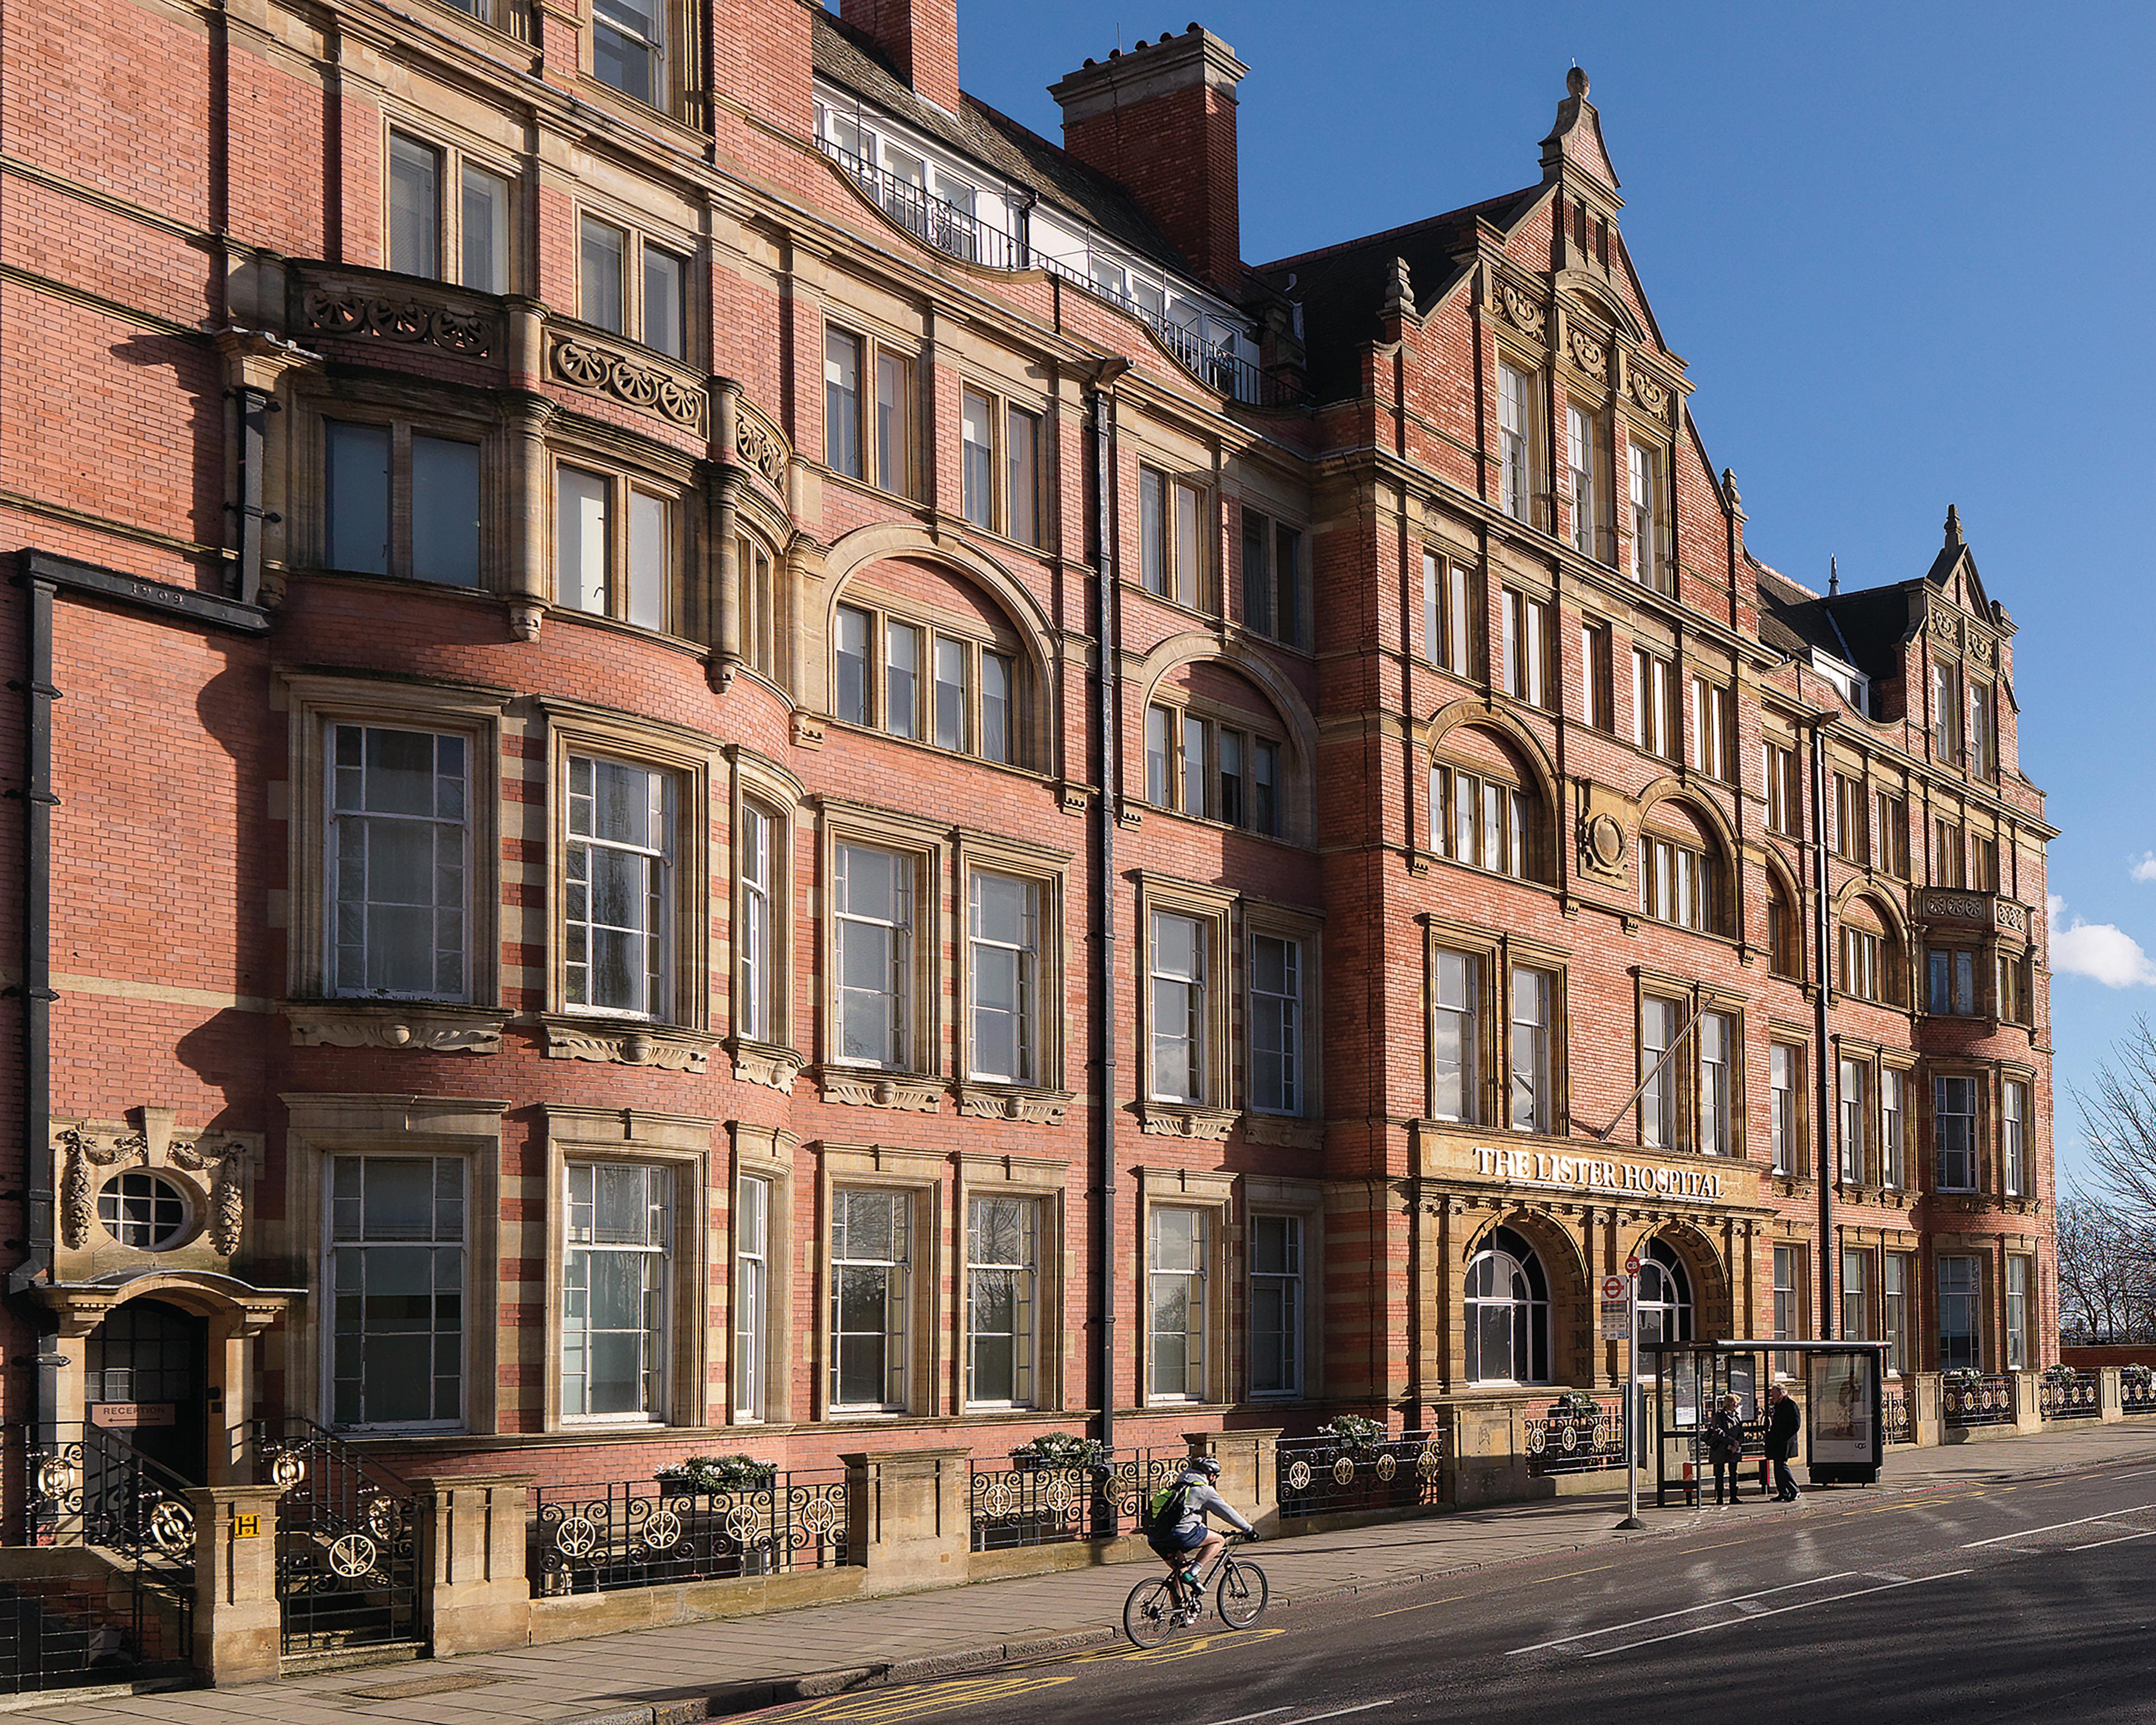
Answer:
2048 894 2156 988
2132 852 2156 883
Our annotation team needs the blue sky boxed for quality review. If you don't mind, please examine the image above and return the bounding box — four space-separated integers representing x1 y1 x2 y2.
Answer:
942 0 2155 1185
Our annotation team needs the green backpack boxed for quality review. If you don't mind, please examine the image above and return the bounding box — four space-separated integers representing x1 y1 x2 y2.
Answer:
1148 1479 1190 1529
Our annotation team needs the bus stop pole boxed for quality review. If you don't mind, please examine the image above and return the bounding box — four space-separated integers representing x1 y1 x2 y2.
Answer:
1618 1275 1643 1531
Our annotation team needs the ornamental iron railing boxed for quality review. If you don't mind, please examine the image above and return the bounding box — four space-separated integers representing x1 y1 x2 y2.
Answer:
1525 1397 1628 1475
11 1425 196 1692
533 1471 852 1594
1943 1373 2016 1428
2124 1374 2156 1414
817 140 1024 272
1881 1382 1914 1446
1276 1430 1446 1518
969 1448 1180 1552
2040 1370 2101 1420
248 1416 421 1655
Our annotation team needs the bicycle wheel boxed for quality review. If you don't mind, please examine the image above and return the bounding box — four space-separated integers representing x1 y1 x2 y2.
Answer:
1216 1558 1269 1628
1124 1576 1181 1649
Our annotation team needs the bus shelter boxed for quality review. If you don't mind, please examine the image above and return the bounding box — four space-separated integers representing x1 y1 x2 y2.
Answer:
1641 1340 1889 1503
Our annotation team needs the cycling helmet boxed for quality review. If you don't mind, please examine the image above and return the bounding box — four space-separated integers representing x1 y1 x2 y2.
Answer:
1190 1454 1222 1478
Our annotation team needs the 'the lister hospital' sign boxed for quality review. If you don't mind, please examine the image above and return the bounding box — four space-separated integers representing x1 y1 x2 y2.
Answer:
1472 1144 1730 1201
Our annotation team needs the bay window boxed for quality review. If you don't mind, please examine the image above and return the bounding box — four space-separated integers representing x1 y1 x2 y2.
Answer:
326 418 482 588
1927 946 1977 1016
556 463 673 631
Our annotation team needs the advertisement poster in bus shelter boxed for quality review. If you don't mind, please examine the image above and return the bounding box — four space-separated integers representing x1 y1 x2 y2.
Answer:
1807 1354 1873 1464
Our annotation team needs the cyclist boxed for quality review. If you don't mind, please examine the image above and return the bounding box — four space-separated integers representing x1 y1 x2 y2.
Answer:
1148 1455 1257 1609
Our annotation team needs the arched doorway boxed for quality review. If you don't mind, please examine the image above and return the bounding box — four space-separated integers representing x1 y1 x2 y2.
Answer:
1464 1226 1552 1385
85 1299 206 1481
1636 1239 1694 1347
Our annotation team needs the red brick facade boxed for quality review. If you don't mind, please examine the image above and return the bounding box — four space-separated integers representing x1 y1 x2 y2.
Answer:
0 1 2052 1512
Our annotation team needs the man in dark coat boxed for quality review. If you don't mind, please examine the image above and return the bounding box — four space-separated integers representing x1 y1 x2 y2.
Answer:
1766 1382 1802 1502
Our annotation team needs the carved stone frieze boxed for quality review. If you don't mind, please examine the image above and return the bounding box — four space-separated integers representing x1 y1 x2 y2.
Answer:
286 1003 506 1055
1139 1103 1238 1142
1566 324 1608 380
816 1069 943 1113
791 711 827 750
1242 1114 1324 1150
1629 368 1671 419
734 400 790 487
298 286 494 358
1497 280 1546 341
956 1085 1072 1126
1929 610 1960 645
57 1126 144 1251
549 331 707 433
540 1016 713 1072
728 1038 804 1094
1967 629 1997 671
1578 811 1626 880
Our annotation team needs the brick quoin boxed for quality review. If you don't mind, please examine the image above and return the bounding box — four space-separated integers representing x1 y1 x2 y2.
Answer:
0 0 2052 1520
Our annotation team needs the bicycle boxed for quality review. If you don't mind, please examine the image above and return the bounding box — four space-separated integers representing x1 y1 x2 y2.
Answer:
1123 1532 1269 1648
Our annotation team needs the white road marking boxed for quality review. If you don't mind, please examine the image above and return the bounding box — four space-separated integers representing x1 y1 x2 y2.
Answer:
1503 1573 1856 1655
2112 1468 2156 1480
1581 1571 1973 1658
1961 1503 2156 1548
1280 1706 1397 1725
1202 1710 1293 1725
2068 1528 2156 1553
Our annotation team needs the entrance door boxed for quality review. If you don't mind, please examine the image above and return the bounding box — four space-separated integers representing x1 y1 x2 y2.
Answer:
85 1300 207 1481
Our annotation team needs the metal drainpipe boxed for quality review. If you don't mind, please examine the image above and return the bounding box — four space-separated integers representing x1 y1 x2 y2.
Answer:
1086 362 1129 1451
6 567 59 1450
1808 710 1837 1340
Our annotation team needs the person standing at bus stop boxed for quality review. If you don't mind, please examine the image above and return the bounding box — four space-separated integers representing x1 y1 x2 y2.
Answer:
1766 1382 1802 1503
1705 1393 1745 1505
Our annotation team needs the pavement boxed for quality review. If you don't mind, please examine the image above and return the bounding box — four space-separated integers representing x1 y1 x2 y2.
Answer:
15 1421 2156 1725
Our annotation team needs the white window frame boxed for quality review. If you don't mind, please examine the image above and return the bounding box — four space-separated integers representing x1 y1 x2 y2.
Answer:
1248 932 1304 1117
1247 1212 1304 1400
733 1171 771 1422
1935 1075 1979 1193
1149 910 1208 1105
965 1193 1038 1409
833 841 915 1071
967 869 1039 1085
564 751 675 1020
1146 1203 1209 1404
1432 948 1483 1124
560 1160 673 1425
1770 1042 1800 1176
829 1186 912 1414
326 722 472 1003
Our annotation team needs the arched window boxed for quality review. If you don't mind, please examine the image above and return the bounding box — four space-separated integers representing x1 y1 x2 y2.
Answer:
1767 874 1801 980
1838 898 1902 1005
1639 801 1728 934
1431 727 1546 883
1636 1239 1693 1347
832 561 1028 769
1464 1225 1551 1385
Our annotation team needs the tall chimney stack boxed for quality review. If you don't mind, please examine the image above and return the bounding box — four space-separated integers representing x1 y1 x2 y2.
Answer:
840 0 961 114
1050 25 1248 290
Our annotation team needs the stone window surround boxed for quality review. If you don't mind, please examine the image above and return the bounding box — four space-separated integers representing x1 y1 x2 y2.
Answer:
1130 454 1217 617
536 696 718 1070
1878 1053 1918 1194
276 669 513 1055
819 315 921 500
568 195 700 363
1241 1174 1326 1404
954 1151 1072 1413
1417 913 1573 1139
1138 1165 1238 1408
1993 1057 2041 1208
1829 1033 1882 1193
953 826 1074 1122
829 580 1035 773
1415 536 1482 679
278 1093 510 1438
294 385 509 591
1925 1061 1994 1198
813 1142 946 1421
378 111 523 295
1630 968 1747 1163
729 1122 798 1426
725 746 807 1094
1135 873 1238 1140
536 1105 715 1434
1240 897 1324 1146
813 798 951 1111
549 444 695 637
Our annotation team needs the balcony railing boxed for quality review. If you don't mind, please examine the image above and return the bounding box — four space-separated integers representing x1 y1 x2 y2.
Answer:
1524 1395 1628 1476
816 138 1291 409
819 139 1023 270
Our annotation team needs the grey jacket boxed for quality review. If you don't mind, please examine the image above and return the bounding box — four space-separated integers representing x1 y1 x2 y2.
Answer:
1162 1469 1255 1540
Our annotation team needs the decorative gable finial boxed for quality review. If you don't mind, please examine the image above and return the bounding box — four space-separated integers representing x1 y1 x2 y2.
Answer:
1721 467 1742 510
1540 62 1621 191
1382 255 1414 321
1944 503 1964 547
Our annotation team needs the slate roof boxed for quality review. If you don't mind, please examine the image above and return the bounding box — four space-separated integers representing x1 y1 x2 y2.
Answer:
1753 558 1920 684
810 7 1199 281
1250 189 1544 403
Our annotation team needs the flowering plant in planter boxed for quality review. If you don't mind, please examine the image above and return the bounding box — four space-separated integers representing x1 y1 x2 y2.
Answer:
1318 1414 1388 1451
1548 1390 1601 1416
1009 1432 1111 1471
654 1454 777 1494
2122 1364 2153 1387
2041 1363 2083 1386
1941 1367 1985 1390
